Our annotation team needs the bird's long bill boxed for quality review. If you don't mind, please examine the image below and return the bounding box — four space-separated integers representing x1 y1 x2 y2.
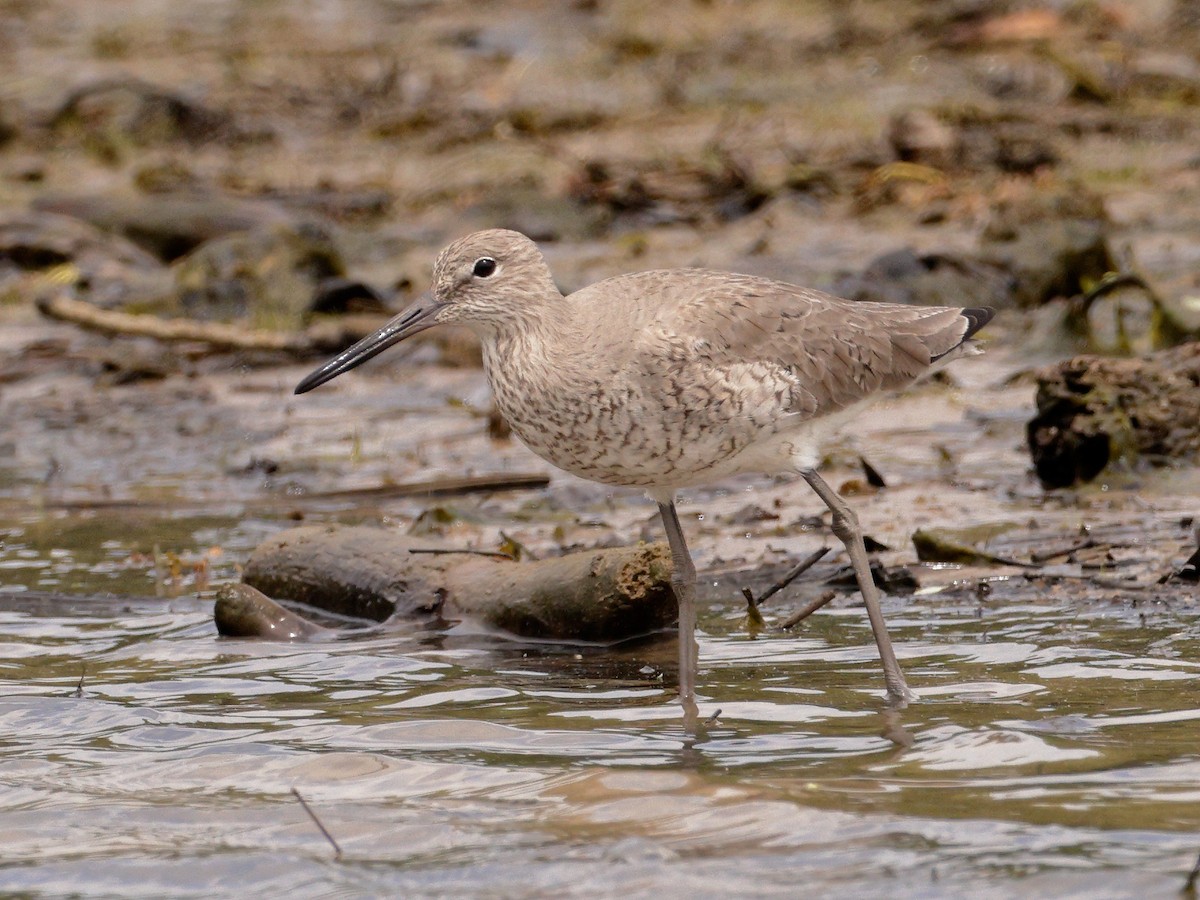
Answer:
293 294 441 394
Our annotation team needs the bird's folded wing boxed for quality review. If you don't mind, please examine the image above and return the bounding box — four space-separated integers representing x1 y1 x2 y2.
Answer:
627 273 972 430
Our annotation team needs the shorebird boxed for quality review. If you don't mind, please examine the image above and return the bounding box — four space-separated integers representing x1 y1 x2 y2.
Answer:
295 229 993 714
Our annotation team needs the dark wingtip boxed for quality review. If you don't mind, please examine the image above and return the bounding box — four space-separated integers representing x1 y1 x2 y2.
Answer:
961 307 995 340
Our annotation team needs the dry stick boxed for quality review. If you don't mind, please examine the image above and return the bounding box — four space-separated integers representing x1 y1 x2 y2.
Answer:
744 546 832 609
1080 557 1139 571
285 473 550 505
1022 570 1153 591
39 293 308 352
1030 538 1099 564
35 292 388 356
780 590 838 630
291 787 343 861
1030 538 1140 565
408 547 516 560
31 472 551 513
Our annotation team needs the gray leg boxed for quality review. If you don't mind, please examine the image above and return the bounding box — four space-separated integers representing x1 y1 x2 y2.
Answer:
657 500 700 724
800 469 914 703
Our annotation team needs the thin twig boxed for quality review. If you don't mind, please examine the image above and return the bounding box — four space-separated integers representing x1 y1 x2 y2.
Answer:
1022 571 1153 591
1080 556 1138 571
408 547 516 559
1030 538 1098 564
292 787 343 861
69 665 85 698
780 589 838 630
29 472 551 512
1076 272 1153 312
746 546 831 609
703 708 722 726
36 292 390 357
1185 847 1200 893
265 473 551 505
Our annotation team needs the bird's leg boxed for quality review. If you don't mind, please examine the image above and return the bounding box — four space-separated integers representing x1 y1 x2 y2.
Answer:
657 500 701 725
799 469 915 704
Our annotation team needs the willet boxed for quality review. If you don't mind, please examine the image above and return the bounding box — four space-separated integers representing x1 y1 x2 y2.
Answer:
295 229 993 714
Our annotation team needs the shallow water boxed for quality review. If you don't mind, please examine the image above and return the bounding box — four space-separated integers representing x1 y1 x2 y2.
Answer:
1 562 1198 897
1 348 1198 897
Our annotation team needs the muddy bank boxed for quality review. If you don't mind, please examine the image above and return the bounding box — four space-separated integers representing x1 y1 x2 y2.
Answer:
1 0 1198 613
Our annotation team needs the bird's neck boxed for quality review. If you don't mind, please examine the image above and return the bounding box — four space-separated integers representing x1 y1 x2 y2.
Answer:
476 302 589 404
473 291 576 358
479 311 561 368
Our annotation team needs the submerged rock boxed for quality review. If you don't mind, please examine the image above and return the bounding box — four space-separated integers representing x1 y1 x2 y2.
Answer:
240 524 678 643
214 584 331 640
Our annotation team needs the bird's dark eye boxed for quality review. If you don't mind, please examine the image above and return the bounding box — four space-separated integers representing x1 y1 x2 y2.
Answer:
472 257 497 278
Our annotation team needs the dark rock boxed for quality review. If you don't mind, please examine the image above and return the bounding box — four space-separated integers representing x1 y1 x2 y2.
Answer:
466 186 611 243
95 342 177 385
215 584 332 640
0 210 169 308
308 278 389 317
726 504 780 525
1170 0 1200 31
989 122 1060 173
1161 545 1199 584
33 191 292 261
834 247 1007 309
0 210 159 272
172 223 346 327
257 186 395 223
827 561 919 594
1028 342 1200 488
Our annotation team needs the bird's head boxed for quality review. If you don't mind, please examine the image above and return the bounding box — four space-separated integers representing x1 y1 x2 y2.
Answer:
428 229 557 326
294 229 556 394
